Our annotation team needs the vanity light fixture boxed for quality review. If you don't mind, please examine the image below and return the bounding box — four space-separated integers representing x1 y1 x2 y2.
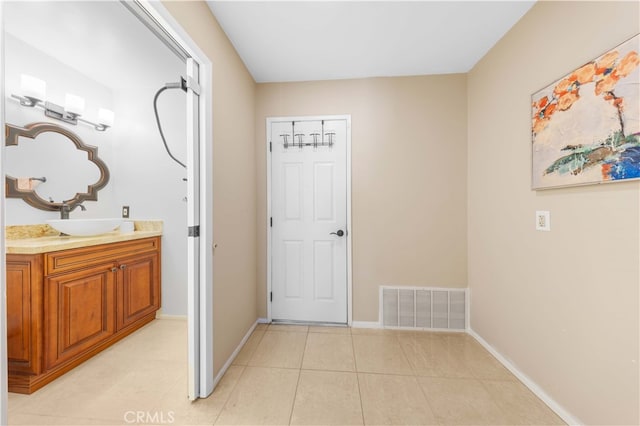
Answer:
10 74 115 132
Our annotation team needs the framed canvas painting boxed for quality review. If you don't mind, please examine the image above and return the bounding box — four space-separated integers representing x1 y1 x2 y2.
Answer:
532 34 640 190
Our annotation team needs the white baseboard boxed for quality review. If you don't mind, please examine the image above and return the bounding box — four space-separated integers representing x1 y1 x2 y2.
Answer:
257 317 270 324
155 313 187 321
351 321 380 329
212 320 258 389
467 328 582 426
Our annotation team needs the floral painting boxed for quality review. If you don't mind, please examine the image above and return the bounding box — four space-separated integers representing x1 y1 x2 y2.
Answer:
532 34 640 189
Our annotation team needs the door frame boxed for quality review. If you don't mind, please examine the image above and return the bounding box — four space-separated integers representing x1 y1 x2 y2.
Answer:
266 115 353 325
0 2 8 423
126 0 215 400
0 0 215 412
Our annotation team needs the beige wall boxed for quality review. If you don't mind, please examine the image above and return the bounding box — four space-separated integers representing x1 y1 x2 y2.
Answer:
164 1 257 376
256 75 468 321
467 2 639 425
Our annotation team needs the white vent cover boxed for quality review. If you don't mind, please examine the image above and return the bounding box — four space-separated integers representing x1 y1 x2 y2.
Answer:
380 286 466 331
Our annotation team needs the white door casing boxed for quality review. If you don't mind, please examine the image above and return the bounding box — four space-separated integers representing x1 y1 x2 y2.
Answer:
0 2 8 424
269 116 350 324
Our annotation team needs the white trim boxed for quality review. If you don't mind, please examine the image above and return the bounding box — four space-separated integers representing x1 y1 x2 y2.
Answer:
0 2 8 424
468 328 583 426
266 119 272 322
213 321 258 388
266 115 352 325
156 314 189 321
351 321 381 329
138 1 209 64
345 119 353 326
257 317 270 324
465 287 471 331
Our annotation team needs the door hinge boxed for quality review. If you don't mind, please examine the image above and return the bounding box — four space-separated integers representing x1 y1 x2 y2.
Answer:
270 217 273 227
269 141 272 152
270 292 273 302
184 76 201 95
188 225 200 237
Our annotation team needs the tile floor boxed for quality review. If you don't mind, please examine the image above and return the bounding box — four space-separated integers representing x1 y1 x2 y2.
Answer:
8 320 565 425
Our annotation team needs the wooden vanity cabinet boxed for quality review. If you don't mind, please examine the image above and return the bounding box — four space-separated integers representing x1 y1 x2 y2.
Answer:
6 236 161 394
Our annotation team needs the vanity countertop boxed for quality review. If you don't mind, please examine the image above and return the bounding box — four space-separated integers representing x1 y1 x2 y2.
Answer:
6 220 162 254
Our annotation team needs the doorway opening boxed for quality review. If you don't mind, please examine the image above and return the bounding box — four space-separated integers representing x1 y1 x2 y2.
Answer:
0 2 213 420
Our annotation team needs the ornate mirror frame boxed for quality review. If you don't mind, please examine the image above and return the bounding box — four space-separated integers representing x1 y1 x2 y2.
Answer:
5 122 110 211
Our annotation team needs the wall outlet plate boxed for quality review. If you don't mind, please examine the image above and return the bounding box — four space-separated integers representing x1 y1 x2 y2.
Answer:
536 210 550 231
122 205 130 218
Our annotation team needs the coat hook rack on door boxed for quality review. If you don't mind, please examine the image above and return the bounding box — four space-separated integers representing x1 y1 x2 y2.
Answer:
280 120 335 149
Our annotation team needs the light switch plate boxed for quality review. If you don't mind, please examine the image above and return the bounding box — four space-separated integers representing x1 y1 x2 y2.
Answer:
536 210 550 231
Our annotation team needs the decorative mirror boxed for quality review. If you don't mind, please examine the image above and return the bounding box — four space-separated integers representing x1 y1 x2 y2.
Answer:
5 122 110 211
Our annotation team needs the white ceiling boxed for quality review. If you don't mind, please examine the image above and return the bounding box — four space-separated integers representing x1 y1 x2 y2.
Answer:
207 1 535 83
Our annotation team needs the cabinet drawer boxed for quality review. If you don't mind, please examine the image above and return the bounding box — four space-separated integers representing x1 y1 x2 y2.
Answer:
45 237 160 276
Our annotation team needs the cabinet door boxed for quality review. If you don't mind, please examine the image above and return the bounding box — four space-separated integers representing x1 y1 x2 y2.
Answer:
7 255 43 375
45 265 115 370
117 252 160 331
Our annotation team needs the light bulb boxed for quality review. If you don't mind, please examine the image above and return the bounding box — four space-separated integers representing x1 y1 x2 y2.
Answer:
20 74 46 102
65 93 85 116
98 108 115 127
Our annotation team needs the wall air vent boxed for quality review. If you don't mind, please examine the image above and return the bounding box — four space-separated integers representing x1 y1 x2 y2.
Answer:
380 286 467 331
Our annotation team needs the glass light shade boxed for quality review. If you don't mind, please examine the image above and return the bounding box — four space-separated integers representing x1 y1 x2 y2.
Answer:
97 108 115 126
20 74 46 101
65 93 85 116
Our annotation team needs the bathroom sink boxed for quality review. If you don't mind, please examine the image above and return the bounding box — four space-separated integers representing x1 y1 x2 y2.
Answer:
47 218 123 237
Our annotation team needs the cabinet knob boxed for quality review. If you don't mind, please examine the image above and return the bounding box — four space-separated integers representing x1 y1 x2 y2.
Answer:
120 264 127 270
110 267 117 273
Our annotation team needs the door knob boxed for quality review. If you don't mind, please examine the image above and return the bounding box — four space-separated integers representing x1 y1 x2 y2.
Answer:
330 230 345 237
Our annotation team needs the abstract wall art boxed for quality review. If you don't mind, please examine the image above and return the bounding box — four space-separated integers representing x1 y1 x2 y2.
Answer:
532 34 640 189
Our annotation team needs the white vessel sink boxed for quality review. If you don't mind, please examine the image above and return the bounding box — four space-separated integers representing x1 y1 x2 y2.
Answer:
47 218 123 237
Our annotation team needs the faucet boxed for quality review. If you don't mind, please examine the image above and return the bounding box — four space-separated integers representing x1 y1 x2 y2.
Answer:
60 203 86 219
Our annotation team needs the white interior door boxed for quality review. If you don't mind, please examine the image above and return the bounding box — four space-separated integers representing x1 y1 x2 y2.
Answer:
270 117 348 323
185 58 201 401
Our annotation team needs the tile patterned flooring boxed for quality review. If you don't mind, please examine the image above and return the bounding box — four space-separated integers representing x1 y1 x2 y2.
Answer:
8 320 565 425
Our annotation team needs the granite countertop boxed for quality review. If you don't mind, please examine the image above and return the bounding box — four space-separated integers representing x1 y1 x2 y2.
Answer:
6 220 163 254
